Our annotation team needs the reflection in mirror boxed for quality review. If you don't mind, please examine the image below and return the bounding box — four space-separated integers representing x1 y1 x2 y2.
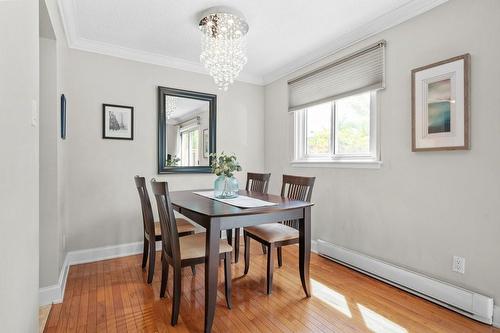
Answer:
165 96 210 167
158 86 216 174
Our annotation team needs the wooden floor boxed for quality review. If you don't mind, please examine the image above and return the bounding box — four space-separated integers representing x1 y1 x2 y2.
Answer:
44 242 499 333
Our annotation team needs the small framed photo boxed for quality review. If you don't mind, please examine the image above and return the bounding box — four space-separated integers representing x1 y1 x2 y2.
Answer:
203 128 209 158
411 54 470 151
102 104 134 140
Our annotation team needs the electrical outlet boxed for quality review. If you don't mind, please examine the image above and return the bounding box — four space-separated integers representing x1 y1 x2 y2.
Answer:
452 256 465 274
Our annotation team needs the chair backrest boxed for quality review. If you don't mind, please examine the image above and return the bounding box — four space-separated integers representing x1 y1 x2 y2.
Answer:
280 175 316 229
151 180 180 264
280 174 315 202
134 175 156 237
245 172 271 194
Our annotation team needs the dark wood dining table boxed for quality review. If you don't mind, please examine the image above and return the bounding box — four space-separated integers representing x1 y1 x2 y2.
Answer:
169 189 313 333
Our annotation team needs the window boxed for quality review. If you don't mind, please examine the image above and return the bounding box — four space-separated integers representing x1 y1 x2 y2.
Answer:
293 91 379 165
289 41 385 167
180 128 200 166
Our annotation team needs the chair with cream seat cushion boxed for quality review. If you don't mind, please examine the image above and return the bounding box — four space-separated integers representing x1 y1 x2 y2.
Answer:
134 176 196 284
243 174 315 294
151 179 233 326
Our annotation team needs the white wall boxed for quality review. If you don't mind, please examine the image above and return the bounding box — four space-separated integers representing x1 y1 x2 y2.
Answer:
264 0 500 304
63 49 265 251
0 0 39 331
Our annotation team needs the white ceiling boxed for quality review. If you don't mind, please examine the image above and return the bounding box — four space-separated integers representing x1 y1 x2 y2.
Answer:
58 0 447 85
168 97 208 122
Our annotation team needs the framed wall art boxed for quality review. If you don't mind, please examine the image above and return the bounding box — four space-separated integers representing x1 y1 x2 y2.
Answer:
102 104 134 140
411 54 470 151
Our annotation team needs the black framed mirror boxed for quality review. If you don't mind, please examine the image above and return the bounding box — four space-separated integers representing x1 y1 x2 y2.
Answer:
158 86 216 174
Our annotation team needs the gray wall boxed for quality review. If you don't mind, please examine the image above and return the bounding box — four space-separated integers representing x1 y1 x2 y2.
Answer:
39 36 64 288
38 0 71 289
62 49 265 251
0 0 39 331
264 0 500 304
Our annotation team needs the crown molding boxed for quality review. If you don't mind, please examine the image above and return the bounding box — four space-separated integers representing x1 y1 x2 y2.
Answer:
69 37 264 85
261 0 449 85
58 0 447 87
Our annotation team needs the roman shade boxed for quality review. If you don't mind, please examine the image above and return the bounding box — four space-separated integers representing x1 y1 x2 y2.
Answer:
288 41 386 111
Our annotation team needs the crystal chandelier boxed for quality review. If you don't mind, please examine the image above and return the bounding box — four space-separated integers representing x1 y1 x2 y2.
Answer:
199 7 249 91
166 96 176 119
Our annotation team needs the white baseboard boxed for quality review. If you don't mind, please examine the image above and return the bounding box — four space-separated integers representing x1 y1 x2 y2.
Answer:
494 305 500 328
311 239 318 253
66 241 144 266
39 254 69 306
317 239 494 325
39 240 151 306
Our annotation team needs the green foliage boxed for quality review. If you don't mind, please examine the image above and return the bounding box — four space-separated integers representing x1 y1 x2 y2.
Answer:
166 155 180 166
307 128 330 154
209 152 242 177
337 126 369 153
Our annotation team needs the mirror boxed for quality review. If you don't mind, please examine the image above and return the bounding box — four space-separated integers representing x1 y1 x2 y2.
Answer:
158 86 216 173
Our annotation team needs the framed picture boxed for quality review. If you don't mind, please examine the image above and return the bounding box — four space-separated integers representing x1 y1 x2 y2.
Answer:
411 54 470 151
203 128 209 158
102 104 134 140
60 94 66 139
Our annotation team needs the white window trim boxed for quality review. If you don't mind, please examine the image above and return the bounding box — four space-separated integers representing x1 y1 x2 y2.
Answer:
291 91 381 169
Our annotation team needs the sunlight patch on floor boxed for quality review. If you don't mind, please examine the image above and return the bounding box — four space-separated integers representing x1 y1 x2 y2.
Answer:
358 303 407 333
311 279 352 318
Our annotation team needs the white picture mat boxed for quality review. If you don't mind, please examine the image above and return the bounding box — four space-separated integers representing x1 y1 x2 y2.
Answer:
193 191 278 208
414 59 465 149
104 105 132 138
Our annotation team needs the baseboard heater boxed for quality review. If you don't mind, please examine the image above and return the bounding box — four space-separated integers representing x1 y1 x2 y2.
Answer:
317 239 494 324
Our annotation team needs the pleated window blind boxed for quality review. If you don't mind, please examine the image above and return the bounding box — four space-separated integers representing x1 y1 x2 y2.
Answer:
288 41 385 111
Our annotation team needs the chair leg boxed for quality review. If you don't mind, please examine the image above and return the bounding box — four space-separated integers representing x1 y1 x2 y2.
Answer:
226 229 233 246
277 246 283 268
266 244 274 295
147 241 156 284
171 267 181 326
142 237 149 269
244 232 250 275
261 244 267 254
160 257 169 298
224 252 232 309
234 228 240 263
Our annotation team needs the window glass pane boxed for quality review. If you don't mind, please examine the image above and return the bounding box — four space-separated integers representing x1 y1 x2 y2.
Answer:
335 92 371 155
306 102 331 156
189 130 199 166
181 132 189 165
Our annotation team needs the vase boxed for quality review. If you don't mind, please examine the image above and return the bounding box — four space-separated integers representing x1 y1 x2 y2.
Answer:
214 175 239 199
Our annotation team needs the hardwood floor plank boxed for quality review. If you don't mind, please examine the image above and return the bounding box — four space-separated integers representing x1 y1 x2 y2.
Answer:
47 243 500 333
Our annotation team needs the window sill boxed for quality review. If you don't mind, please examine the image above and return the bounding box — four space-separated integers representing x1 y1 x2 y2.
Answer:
290 159 382 169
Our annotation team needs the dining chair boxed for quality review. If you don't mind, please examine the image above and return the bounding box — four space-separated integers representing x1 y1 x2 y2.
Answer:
243 174 315 294
151 180 233 325
226 172 271 263
134 175 196 284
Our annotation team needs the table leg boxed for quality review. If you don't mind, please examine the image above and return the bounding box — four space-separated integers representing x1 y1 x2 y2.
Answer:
204 218 220 333
299 206 311 297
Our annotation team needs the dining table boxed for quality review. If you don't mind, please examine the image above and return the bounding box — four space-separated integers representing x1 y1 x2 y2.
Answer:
169 189 314 333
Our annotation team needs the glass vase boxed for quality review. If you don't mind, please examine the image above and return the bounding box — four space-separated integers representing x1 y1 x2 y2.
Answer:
214 175 239 199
